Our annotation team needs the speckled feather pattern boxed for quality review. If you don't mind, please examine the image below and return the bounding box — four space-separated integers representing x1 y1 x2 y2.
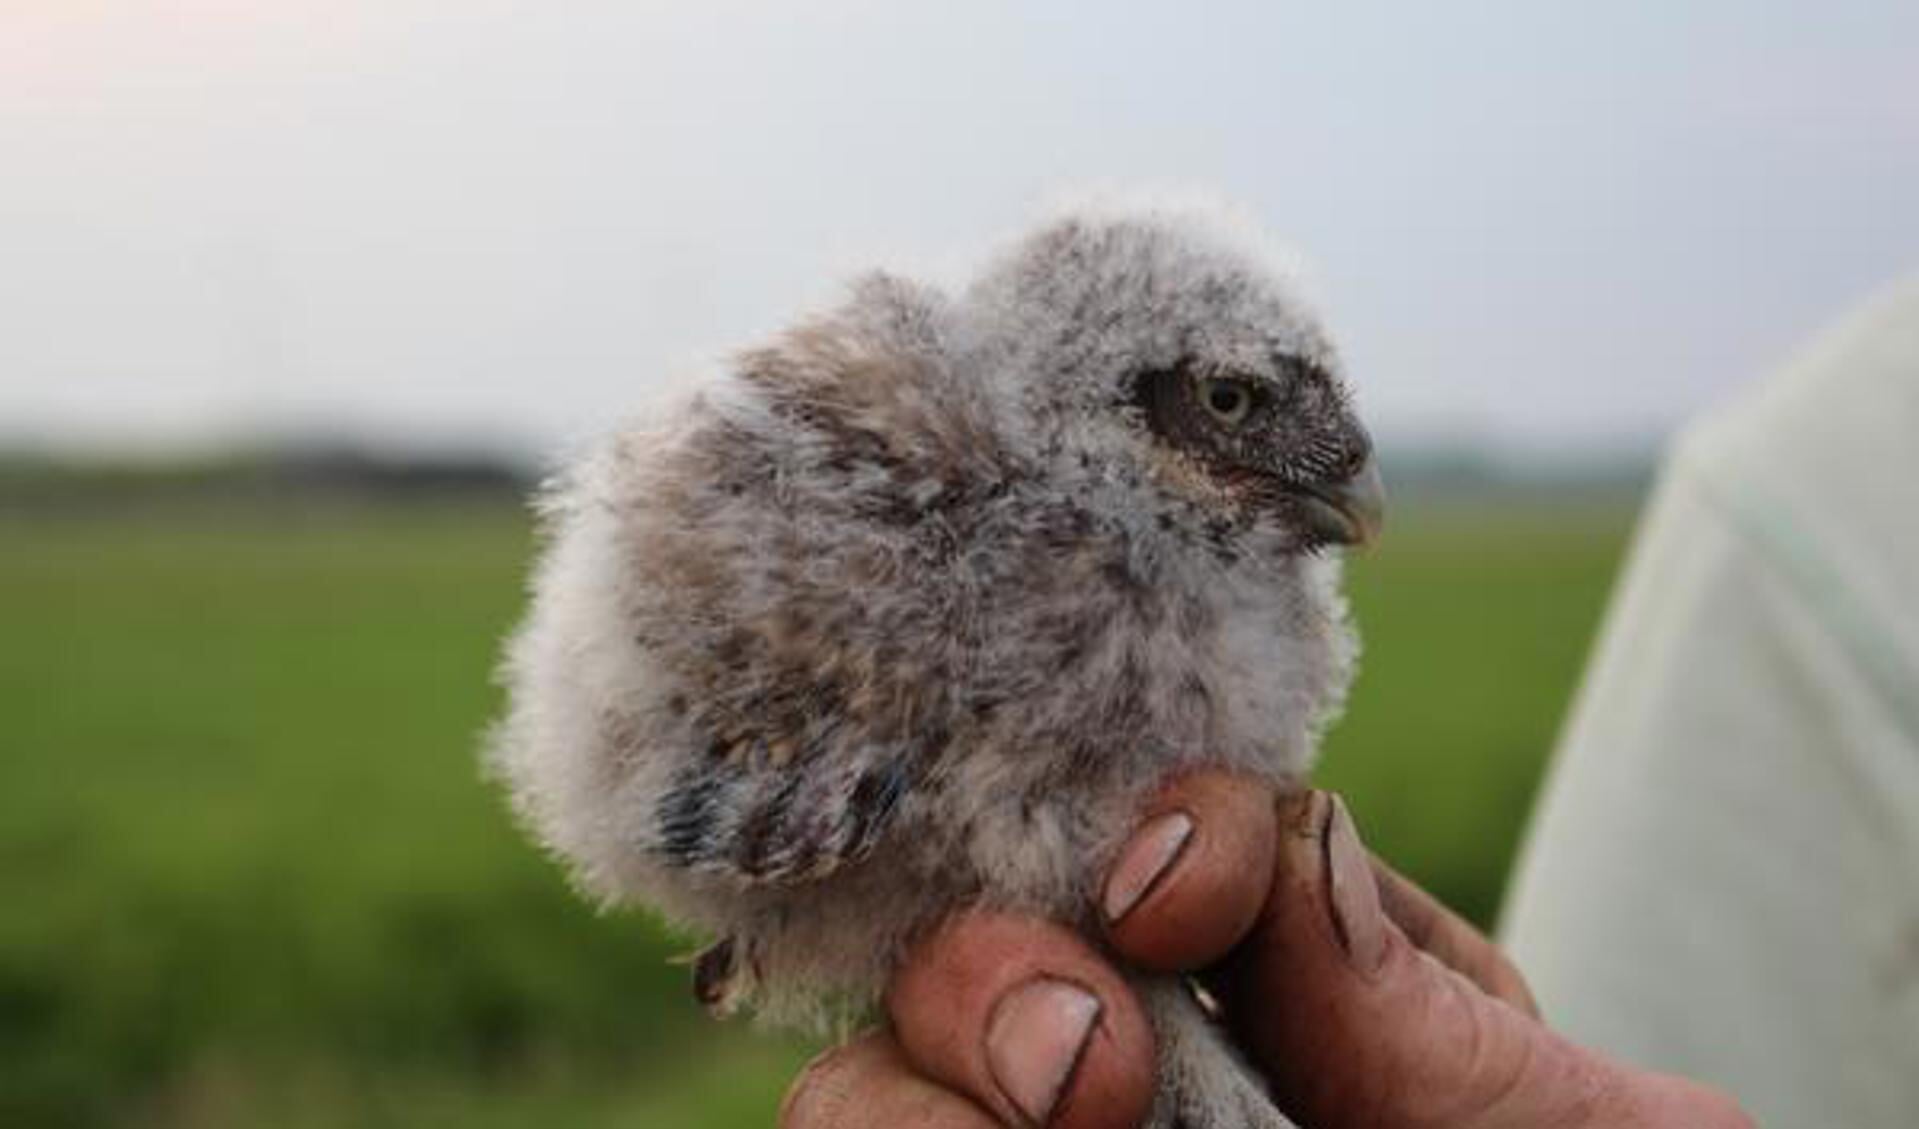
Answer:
490 203 1364 1128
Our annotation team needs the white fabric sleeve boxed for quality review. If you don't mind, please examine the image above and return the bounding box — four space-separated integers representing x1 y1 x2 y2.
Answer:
1499 277 1919 1128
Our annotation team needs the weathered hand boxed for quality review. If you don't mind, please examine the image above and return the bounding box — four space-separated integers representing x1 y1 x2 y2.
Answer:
779 772 1752 1129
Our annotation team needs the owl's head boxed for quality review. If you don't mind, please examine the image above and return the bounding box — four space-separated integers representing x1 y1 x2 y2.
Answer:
967 202 1383 552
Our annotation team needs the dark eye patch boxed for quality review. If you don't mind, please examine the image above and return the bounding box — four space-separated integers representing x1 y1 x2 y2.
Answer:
1129 358 1258 443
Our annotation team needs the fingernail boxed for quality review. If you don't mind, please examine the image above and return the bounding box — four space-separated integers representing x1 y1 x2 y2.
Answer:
1102 811 1194 923
1324 794 1388 975
986 978 1102 1126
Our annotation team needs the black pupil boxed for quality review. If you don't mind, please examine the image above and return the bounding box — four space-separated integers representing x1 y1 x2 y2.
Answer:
1208 382 1245 416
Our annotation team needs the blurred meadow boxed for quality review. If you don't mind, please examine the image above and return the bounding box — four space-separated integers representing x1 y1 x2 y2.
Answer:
0 463 1639 1129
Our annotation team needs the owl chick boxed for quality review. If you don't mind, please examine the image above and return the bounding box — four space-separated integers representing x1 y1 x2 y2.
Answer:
490 200 1383 1129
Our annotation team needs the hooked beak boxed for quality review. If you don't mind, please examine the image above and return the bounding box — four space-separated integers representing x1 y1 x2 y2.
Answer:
1295 457 1385 548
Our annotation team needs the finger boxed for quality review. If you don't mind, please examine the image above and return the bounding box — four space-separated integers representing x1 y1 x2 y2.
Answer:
1621 1071 1756 1129
888 911 1155 1129
781 1030 1004 1129
1209 792 1752 1129
1370 854 1541 1017
1101 770 1279 973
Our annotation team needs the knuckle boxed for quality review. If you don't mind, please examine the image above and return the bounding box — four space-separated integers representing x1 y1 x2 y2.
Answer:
779 1036 884 1129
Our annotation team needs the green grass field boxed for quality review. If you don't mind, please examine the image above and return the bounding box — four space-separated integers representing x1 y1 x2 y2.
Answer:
0 498 1636 1128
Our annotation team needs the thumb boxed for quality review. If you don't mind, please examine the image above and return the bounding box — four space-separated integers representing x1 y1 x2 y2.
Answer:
1207 792 1751 1129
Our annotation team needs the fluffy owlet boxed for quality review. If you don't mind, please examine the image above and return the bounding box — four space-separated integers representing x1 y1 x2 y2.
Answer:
490 200 1384 1128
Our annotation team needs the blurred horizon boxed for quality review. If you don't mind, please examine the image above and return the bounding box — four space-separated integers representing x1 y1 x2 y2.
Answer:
0 431 1661 512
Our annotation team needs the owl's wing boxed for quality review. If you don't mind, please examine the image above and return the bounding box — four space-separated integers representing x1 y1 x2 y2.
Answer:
653 737 919 884
633 272 990 888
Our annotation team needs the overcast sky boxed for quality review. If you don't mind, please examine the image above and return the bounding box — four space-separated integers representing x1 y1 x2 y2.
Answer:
5 1 1916 459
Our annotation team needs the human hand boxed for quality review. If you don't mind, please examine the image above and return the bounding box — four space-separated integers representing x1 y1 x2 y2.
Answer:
779 772 1752 1128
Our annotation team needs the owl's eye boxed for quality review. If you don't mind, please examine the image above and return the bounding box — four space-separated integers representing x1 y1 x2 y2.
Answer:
1197 376 1255 427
